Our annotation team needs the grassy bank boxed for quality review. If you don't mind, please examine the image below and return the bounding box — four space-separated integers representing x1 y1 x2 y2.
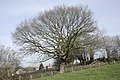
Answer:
33 63 120 80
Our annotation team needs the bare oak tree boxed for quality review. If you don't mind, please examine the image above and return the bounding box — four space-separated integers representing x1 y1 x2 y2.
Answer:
12 5 97 73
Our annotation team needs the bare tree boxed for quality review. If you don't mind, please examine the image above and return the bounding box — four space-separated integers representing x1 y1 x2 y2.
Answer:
97 35 115 63
12 5 97 73
114 35 120 48
112 35 120 60
0 44 21 79
73 31 100 65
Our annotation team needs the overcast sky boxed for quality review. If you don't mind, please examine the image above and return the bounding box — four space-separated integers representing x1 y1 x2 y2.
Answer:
0 0 120 48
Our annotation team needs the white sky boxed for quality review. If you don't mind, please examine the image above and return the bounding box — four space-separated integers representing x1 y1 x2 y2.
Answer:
0 0 120 48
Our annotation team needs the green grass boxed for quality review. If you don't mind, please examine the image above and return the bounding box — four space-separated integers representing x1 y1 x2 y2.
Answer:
33 63 120 80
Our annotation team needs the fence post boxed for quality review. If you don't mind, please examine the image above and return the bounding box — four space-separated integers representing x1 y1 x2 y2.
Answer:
71 66 74 72
19 76 22 80
98 63 100 67
30 75 32 80
41 74 43 77
51 71 53 76
80 66 82 70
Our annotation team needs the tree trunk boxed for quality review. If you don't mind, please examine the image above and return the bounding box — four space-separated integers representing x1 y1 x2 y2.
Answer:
90 57 94 64
60 63 65 73
106 49 110 64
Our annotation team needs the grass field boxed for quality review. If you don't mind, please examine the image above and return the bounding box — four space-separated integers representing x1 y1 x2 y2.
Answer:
33 63 120 80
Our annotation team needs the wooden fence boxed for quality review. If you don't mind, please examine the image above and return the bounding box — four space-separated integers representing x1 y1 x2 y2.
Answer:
2 61 109 80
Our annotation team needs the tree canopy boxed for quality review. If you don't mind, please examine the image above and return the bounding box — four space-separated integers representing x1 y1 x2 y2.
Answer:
12 5 97 63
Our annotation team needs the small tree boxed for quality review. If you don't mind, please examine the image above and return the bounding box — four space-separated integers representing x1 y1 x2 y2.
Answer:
0 44 21 79
12 5 97 73
39 63 44 70
112 35 120 61
101 36 113 63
